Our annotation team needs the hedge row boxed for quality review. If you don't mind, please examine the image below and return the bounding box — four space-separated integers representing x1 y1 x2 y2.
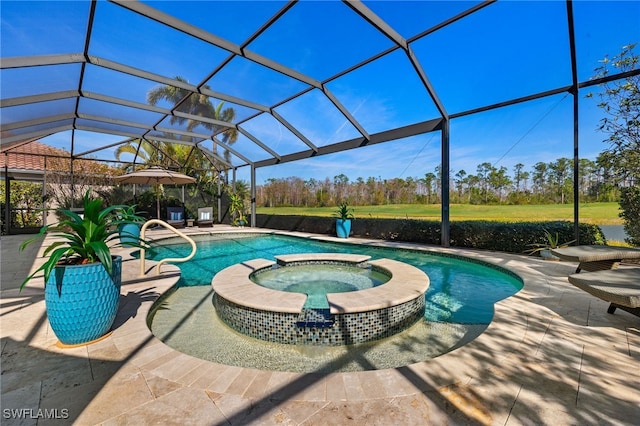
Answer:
255 214 606 254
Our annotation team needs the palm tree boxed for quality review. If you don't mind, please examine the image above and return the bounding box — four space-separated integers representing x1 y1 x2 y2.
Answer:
115 139 170 171
115 78 241 215
147 76 238 163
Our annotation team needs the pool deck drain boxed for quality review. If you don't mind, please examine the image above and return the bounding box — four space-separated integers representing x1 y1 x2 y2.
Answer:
2 226 639 425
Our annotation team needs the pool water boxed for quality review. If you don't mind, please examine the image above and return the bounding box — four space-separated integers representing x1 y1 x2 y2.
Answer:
146 233 522 323
147 233 523 372
251 263 390 308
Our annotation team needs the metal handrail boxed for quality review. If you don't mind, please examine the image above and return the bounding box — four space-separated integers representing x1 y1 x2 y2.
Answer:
139 219 197 276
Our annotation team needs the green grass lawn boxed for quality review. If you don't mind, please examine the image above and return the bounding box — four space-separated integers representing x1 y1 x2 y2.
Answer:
256 202 623 225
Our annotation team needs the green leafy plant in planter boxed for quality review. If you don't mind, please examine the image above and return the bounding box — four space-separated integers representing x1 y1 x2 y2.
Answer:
525 229 576 260
334 202 354 238
20 190 142 346
228 192 247 226
116 204 146 246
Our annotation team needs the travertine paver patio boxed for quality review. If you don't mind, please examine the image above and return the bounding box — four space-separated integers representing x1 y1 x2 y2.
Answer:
1 227 639 425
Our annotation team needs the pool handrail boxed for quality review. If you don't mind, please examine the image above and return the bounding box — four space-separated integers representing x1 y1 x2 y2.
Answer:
139 219 197 276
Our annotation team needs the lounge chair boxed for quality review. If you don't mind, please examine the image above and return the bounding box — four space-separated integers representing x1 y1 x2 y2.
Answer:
197 207 214 227
568 268 640 317
550 245 640 273
166 206 185 228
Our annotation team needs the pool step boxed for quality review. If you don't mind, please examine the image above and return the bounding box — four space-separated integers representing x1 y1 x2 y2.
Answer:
296 309 335 328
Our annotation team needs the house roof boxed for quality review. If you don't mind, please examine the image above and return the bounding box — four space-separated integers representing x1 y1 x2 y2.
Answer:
1 141 118 181
0 141 66 171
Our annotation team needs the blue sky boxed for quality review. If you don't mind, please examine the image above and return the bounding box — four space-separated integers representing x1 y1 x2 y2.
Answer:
1 1 639 185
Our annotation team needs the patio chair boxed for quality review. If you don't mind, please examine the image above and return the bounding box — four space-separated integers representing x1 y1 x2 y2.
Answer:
197 207 214 227
550 245 640 273
166 206 185 228
567 267 640 317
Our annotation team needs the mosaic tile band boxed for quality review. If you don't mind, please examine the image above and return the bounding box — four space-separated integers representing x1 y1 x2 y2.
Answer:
213 294 425 346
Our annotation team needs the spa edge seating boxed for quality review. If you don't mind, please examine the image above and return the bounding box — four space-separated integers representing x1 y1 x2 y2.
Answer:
166 206 185 228
551 245 640 317
197 207 214 227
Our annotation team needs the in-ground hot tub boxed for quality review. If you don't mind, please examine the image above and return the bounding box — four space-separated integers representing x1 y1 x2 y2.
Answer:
211 253 430 346
250 256 391 309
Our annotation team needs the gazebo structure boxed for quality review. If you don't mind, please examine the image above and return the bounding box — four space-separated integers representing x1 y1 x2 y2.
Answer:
1 0 639 242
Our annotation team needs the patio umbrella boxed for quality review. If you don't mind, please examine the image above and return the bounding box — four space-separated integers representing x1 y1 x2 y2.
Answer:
114 166 196 219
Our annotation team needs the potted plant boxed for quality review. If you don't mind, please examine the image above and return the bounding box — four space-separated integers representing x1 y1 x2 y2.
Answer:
116 204 146 246
228 192 247 227
20 191 138 346
525 229 576 260
334 202 354 238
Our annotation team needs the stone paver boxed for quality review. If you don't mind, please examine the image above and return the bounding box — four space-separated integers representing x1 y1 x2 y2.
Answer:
1 227 639 425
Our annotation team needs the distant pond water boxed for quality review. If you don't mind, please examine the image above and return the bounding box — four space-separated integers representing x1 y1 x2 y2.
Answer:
599 225 628 242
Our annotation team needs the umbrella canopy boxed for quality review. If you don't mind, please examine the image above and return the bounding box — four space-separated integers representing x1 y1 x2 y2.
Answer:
114 166 196 185
114 166 196 219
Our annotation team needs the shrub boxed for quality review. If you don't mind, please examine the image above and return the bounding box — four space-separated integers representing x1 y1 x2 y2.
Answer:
619 187 640 246
255 214 606 253
449 221 578 252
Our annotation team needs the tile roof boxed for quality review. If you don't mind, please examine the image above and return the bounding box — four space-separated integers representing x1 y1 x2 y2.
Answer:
0 142 68 171
1 141 118 176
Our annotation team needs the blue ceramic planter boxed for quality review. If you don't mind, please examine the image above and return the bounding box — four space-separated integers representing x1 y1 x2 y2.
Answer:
118 223 140 246
336 219 351 238
45 256 122 345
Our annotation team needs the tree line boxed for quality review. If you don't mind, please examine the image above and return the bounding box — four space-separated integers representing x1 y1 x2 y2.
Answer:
255 152 633 208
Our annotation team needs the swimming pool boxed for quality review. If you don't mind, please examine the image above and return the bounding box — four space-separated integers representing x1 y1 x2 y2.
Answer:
148 233 523 372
